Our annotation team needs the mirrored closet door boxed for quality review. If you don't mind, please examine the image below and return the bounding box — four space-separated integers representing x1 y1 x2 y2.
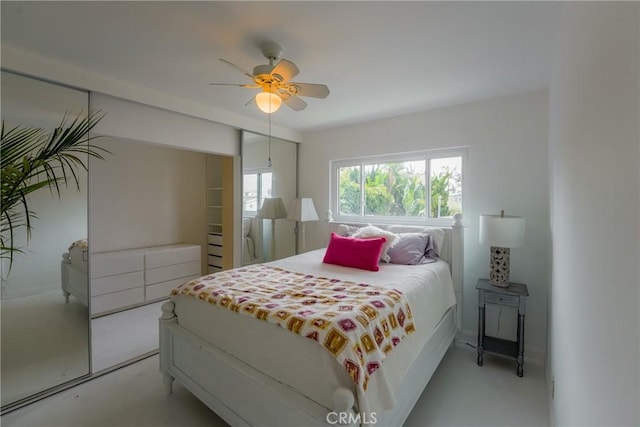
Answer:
241 130 297 265
1 71 91 410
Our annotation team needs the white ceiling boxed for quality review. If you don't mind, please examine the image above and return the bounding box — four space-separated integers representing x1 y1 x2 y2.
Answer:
1 1 561 133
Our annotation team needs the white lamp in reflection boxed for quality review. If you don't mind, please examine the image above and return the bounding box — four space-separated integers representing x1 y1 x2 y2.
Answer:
258 197 287 261
479 210 525 287
287 198 319 253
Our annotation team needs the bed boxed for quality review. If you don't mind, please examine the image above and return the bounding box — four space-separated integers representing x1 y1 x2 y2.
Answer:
61 238 89 306
160 216 463 426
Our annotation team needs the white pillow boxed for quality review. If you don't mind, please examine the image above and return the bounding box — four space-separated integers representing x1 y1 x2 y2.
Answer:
352 225 399 263
336 224 359 237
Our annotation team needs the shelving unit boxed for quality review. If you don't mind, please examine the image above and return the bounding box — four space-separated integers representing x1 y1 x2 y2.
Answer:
206 155 234 273
207 187 223 273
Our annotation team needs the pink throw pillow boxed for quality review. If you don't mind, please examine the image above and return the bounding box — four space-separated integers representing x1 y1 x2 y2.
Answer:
323 233 386 271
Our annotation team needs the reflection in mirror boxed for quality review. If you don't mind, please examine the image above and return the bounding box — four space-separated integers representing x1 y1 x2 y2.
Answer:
88 137 214 372
1 71 90 409
241 130 297 264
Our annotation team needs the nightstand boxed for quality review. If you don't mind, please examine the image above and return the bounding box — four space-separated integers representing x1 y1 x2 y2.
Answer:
476 278 529 377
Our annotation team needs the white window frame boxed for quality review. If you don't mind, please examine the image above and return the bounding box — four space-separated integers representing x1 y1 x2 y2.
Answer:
330 147 467 226
243 168 273 217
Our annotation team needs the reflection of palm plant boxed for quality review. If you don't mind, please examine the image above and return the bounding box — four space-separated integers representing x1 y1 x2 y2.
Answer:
1 111 107 267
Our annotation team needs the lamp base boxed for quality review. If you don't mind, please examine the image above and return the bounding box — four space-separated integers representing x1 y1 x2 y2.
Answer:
270 219 277 262
489 246 511 287
293 222 308 254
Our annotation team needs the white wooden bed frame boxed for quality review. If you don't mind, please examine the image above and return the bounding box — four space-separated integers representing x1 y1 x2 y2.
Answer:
159 215 463 426
61 247 89 306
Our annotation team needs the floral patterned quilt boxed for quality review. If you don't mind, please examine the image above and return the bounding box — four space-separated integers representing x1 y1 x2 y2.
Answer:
171 264 415 394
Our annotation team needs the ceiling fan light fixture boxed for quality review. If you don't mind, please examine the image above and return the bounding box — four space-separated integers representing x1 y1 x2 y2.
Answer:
256 91 282 114
213 42 328 112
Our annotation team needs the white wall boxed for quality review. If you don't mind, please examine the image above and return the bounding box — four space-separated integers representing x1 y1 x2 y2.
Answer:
548 3 639 425
89 137 208 273
300 90 550 356
92 94 240 156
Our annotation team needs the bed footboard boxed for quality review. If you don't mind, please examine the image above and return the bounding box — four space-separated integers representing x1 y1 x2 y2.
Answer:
61 253 89 306
160 301 359 426
62 253 71 303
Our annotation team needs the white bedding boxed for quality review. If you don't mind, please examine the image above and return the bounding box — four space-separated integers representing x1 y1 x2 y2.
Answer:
172 249 456 413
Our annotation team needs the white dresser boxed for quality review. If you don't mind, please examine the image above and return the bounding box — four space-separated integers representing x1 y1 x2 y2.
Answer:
91 243 201 317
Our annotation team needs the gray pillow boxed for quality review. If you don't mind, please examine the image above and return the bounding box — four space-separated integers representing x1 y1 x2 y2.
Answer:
387 232 435 265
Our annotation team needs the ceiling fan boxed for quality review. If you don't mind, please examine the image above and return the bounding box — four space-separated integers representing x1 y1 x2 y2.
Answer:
210 42 330 113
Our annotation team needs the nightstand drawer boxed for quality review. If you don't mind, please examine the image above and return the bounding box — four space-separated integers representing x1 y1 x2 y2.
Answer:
484 292 520 307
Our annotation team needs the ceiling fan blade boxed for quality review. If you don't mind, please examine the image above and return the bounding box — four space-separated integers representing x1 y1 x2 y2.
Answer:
245 95 257 107
270 59 299 83
209 83 259 88
281 94 307 111
283 82 330 99
219 58 255 79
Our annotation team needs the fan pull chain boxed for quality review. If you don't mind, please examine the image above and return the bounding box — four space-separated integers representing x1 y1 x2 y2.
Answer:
268 111 272 168
268 83 273 168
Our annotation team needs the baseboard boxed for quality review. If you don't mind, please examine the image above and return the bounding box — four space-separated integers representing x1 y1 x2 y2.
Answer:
455 329 545 366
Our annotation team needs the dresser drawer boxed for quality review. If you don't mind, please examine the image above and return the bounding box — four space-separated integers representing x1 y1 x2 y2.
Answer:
145 244 200 269
91 251 144 278
484 292 520 307
92 271 144 296
209 245 223 257
208 234 223 246
208 255 223 268
146 260 201 285
91 287 145 315
208 265 223 274
146 275 200 301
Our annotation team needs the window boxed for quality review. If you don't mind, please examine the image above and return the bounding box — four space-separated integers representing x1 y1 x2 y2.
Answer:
332 148 465 224
243 170 272 215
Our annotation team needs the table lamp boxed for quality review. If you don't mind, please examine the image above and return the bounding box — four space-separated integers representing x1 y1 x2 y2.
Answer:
258 197 287 261
479 210 525 287
287 198 319 253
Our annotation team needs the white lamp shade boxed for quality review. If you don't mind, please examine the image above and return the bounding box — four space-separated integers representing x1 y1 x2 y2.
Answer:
255 92 282 113
258 197 287 219
287 198 319 222
479 214 525 248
